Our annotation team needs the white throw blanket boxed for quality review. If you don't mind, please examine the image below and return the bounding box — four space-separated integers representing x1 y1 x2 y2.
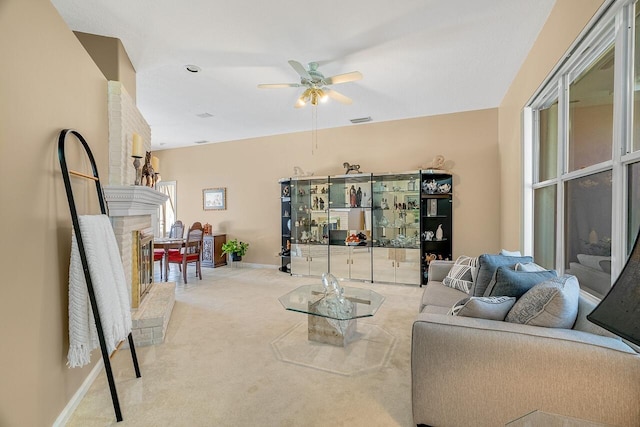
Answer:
67 215 132 368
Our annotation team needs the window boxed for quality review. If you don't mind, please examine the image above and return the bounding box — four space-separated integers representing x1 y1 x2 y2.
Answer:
156 181 177 237
568 47 614 172
526 0 638 297
538 101 558 182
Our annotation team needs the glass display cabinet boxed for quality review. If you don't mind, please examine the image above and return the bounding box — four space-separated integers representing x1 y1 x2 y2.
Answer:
420 170 453 285
289 177 329 276
279 179 291 273
278 169 453 286
328 173 373 281
371 172 421 285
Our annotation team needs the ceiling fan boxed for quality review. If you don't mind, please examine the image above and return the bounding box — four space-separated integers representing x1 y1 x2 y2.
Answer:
258 60 362 108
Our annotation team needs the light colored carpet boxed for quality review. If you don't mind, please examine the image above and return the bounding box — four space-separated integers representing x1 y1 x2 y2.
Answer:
66 265 422 426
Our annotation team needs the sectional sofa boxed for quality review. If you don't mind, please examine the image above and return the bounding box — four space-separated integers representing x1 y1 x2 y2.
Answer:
411 259 640 427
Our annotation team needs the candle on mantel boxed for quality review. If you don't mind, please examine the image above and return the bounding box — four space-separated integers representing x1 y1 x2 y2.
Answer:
151 156 159 172
132 133 143 158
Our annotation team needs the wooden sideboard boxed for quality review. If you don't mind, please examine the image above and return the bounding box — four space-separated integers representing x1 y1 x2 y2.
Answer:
202 233 227 267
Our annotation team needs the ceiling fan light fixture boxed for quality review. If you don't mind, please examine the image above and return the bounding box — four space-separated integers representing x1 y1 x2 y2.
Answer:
317 89 328 103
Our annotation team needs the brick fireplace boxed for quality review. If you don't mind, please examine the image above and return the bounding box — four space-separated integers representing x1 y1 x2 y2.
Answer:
103 80 174 346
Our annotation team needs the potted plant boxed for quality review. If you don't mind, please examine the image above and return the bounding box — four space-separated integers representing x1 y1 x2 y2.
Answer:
221 239 249 262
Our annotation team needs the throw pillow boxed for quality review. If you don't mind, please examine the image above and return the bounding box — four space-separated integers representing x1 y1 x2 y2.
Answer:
484 267 557 298
471 254 533 297
514 262 547 272
505 275 580 329
450 296 516 320
500 249 522 257
443 256 477 293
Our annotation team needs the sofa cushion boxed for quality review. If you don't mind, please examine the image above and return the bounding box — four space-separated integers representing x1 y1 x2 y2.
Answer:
471 254 533 297
500 249 522 256
421 305 451 315
515 262 547 272
442 255 477 293
420 282 468 312
450 296 516 320
505 275 580 329
484 267 557 298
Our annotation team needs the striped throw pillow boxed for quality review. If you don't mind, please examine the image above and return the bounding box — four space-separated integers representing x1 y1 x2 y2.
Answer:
443 256 478 293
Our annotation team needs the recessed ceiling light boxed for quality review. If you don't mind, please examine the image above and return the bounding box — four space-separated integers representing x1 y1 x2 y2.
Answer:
196 112 214 118
185 65 201 73
194 140 208 144
350 116 372 124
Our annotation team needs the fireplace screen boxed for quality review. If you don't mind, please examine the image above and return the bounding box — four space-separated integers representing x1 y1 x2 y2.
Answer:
133 229 154 308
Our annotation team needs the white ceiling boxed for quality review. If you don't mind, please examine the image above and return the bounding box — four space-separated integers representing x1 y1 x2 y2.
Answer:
51 0 556 151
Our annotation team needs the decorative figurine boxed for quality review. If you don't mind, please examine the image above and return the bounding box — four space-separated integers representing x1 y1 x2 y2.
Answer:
438 183 451 193
435 224 444 241
293 166 314 177
319 197 325 210
140 152 155 187
356 187 362 207
350 185 357 207
343 162 362 174
423 179 438 194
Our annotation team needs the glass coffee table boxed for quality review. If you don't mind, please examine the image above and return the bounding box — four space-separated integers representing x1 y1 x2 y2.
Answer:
279 284 384 346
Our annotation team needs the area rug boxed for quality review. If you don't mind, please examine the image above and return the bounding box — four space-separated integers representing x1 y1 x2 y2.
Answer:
271 321 397 376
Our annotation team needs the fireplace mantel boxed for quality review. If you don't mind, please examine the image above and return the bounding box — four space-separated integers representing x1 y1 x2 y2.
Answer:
103 185 168 216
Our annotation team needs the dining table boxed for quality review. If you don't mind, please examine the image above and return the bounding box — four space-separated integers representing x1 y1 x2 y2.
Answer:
154 237 185 281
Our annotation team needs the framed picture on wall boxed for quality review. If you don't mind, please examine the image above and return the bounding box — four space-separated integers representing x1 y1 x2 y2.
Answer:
203 188 226 210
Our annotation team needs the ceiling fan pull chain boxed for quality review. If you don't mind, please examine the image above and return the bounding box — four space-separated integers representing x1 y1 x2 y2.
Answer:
311 106 318 155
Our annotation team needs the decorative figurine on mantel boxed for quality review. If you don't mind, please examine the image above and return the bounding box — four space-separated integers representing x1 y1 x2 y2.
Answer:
140 152 155 187
343 162 362 174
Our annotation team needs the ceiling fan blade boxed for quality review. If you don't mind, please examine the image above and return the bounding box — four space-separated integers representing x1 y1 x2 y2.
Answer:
257 83 302 89
325 89 353 105
288 60 311 81
323 71 363 85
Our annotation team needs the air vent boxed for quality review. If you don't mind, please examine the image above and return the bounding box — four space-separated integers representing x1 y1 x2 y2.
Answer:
196 112 214 118
350 116 372 124
194 140 208 144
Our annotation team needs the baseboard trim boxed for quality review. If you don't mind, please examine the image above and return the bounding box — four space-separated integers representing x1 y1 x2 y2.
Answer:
52 359 103 427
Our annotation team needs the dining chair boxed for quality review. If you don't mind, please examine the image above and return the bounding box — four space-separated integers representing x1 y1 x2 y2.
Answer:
167 221 204 283
154 220 185 278
153 250 164 280
169 220 184 238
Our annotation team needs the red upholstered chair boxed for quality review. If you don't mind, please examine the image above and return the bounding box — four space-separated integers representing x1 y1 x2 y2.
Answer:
167 222 204 284
154 220 185 277
153 250 164 280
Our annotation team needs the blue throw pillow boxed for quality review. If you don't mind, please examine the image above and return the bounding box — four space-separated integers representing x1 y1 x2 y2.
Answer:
471 254 534 297
484 266 557 298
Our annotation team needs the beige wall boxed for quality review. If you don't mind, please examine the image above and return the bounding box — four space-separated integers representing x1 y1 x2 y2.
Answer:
74 31 137 102
498 0 606 250
0 0 613 424
156 108 502 265
0 0 109 425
